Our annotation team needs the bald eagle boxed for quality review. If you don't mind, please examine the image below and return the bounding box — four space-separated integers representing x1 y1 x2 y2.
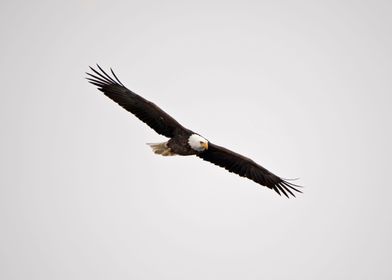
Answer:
86 65 301 197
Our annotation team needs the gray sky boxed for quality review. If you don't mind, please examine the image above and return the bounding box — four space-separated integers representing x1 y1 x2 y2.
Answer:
1 0 391 279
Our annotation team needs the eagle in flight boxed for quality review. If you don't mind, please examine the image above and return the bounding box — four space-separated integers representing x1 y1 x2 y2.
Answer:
86 65 301 197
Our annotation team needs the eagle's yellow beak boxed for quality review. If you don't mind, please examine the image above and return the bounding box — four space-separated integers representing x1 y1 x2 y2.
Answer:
201 142 209 150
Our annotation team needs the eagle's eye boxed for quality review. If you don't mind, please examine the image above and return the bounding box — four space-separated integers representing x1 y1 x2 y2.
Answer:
199 141 203 144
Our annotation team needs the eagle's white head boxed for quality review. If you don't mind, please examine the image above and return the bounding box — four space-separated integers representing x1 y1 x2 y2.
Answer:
188 134 209 152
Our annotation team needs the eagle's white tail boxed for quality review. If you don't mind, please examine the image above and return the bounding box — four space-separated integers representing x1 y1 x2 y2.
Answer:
147 142 176 156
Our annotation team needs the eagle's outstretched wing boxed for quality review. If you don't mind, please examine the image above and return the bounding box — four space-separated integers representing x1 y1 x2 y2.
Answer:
197 143 302 197
86 65 186 138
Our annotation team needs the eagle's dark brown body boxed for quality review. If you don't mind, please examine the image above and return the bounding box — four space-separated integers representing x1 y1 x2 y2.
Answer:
167 131 196 155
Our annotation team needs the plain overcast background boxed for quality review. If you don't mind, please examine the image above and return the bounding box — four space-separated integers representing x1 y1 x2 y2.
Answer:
1 0 391 279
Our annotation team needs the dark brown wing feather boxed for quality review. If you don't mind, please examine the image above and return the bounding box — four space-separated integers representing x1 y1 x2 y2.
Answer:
197 143 302 198
86 65 186 138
